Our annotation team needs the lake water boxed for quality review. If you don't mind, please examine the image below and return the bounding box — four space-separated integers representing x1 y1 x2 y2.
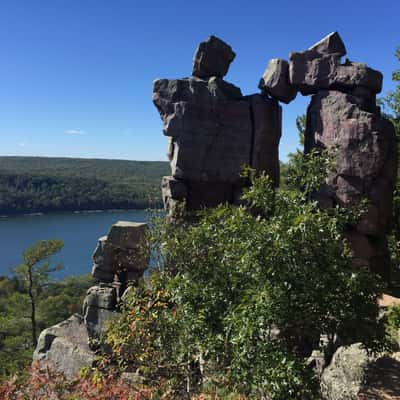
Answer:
0 210 149 278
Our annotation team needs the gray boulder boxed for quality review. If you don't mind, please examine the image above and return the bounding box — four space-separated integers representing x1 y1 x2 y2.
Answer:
321 343 372 400
84 284 117 310
83 285 119 340
33 314 95 379
107 221 147 249
92 221 149 286
192 35 235 79
259 58 297 104
321 345 400 400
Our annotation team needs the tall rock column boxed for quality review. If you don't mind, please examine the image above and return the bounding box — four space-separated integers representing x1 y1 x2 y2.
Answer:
33 220 150 378
153 35 282 221
288 32 397 280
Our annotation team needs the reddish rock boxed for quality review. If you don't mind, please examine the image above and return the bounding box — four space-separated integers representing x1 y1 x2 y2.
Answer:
305 90 397 278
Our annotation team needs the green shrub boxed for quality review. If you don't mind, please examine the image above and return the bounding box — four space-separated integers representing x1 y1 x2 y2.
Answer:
106 152 384 399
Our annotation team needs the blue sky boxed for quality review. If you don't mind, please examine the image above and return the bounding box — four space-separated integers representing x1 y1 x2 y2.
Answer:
0 0 399 162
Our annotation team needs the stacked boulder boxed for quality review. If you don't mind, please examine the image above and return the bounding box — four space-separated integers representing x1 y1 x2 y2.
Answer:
33 220 149 377
260 32 397 279
153 35 282 220
91 221 148 294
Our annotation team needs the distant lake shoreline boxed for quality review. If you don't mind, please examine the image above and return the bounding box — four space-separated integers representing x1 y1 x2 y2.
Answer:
0 209 151 278
0 208 152 218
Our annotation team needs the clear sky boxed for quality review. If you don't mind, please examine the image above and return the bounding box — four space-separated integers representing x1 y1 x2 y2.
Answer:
0 0 399 162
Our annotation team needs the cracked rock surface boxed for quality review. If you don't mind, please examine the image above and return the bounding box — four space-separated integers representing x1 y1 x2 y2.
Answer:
153 36 282 221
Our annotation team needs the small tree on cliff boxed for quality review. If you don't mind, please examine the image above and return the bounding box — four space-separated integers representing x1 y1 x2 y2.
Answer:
13 239 63 347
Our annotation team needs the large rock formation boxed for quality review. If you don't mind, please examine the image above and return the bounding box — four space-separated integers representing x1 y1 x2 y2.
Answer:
292 33 397 280
33 220 149 377
153 35 282 220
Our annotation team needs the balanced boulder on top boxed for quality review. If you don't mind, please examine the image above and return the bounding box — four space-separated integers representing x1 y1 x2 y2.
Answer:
192 35 235 79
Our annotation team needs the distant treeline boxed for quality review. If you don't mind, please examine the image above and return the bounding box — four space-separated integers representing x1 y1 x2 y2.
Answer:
0 156 169 215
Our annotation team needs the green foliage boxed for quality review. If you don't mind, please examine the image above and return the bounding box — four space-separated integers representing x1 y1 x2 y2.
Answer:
0 156 169 214
382 47 400 281
0 239 94 379
382 47 400 136
386 304 400 346
295 114 306 146
107 152 383 399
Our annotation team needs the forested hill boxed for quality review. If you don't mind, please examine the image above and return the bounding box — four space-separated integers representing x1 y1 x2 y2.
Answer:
0 156 169 215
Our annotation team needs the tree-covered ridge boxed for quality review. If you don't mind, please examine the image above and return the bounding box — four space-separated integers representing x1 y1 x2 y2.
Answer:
0 156 169 214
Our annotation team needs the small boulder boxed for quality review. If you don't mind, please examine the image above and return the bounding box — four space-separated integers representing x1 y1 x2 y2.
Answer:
33 314 95 379
192 35 235 79
259 58 297 104
320 343 372 400
321 345 400 400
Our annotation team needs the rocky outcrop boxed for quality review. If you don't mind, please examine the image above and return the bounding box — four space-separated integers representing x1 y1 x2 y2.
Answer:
92 221 149 294
154 32 396 279
33 220 149 377
297 33 397 280
153 35 282 220
33 314 95 379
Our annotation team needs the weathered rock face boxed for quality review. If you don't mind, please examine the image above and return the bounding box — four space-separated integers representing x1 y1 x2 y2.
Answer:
280 31 398 280
83 284 118 340
305 91 396 234
304 89 396 279
92 221 149 288
153 36 282 220
33 314 95 379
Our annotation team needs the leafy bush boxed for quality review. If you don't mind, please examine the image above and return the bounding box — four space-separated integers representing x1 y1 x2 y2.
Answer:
106 152 384 399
